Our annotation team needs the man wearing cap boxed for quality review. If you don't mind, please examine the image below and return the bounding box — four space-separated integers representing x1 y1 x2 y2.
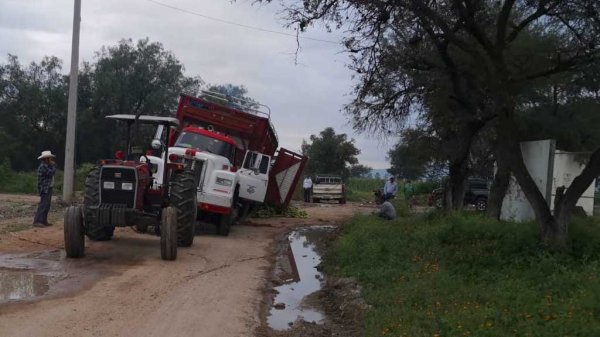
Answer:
33 150 56 227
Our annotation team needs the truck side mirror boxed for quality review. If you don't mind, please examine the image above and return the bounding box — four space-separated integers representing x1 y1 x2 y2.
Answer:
151 139 162 150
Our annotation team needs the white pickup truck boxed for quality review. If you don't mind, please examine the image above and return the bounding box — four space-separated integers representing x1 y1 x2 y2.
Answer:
311 175 346 204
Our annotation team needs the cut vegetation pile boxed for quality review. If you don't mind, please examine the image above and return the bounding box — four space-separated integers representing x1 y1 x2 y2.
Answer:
325 212 600 337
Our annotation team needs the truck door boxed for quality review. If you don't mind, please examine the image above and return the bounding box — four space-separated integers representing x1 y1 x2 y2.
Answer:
265 148 308 207
238 151 271 203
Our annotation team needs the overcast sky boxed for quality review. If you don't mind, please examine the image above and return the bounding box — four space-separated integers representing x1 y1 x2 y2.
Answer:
0 0 394 168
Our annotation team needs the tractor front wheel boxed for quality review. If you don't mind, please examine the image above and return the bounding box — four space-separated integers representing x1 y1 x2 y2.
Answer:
64 206 85 258
160 206 178 261
84 168 114 241
170 169 197 247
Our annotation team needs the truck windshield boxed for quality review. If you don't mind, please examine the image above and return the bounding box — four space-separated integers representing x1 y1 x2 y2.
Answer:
175 132 235 161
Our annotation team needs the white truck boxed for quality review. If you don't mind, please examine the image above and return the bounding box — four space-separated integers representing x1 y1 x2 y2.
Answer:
147 92 307 235
311 175 346 204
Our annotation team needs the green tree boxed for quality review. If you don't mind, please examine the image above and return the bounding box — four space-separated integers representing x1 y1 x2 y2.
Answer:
260 0 600 247
79 38 202 163
349 164 372 178
205 84 259 110
0 55 67 170
301 127 360 179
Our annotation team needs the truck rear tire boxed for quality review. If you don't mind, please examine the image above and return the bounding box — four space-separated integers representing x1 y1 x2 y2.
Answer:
217 210 235 236
64 206 85 258
170 169 197 247
160 207 178 261
84 168 115 241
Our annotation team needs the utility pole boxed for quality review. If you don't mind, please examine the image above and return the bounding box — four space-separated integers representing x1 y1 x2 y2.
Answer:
63 0 81 204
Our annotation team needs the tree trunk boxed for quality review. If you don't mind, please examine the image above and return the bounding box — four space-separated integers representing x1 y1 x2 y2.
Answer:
497 118 561 245
441 120 488 211
553 148 600 244
486 145 510 219
446 160 468 210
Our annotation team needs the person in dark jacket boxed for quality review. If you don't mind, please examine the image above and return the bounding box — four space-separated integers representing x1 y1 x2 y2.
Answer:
33 150 56 227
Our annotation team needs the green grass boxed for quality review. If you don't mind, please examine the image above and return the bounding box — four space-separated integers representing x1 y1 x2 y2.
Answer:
346 178 386 202
325 212 600 337
0 160 96 194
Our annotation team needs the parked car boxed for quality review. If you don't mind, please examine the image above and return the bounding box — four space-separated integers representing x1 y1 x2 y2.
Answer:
312 175 346 204
428 178 489 211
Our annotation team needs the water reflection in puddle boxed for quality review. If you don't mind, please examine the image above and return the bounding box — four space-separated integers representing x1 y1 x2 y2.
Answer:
0 269 53 303
268 227 333 330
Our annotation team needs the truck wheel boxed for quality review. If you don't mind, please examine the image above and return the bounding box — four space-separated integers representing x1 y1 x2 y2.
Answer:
160 206 178 261
170 168 197 247
217 210 235 236
475 197 487 211
134 224 148 233
64 206 85 258
235 203 252 225
83 168 114 241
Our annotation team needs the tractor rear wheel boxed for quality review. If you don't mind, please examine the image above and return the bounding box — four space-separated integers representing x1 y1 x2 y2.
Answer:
64 206 85 258
160 206 178 261
84 168 115 241
170 169 197 247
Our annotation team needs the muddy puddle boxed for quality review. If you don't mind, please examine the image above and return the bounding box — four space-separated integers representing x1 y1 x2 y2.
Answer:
0 249 118 305
267 226 335 330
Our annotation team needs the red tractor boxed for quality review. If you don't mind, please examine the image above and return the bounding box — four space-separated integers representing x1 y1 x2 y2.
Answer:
63 114 202 261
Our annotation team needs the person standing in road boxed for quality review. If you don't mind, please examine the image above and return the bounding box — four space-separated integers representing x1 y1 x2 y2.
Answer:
383 176 397 201
303 176 313 202
33 150 57 228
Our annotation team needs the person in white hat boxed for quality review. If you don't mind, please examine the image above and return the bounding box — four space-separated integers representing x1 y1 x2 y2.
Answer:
33 150 56 227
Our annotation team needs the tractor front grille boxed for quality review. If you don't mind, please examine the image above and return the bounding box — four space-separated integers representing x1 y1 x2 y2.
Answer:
100 166 137 208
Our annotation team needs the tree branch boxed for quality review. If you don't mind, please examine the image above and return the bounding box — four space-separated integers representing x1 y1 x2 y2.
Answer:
496 0 516 48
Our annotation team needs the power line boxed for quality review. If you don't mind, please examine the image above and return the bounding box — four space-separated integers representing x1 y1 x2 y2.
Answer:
145 0 340 45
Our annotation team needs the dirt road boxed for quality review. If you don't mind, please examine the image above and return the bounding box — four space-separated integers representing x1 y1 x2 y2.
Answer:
0 196 371 337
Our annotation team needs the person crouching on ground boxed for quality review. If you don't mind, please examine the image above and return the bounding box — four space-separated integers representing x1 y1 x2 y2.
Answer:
33 150 56 228
375 199 396 220
303 175 313 202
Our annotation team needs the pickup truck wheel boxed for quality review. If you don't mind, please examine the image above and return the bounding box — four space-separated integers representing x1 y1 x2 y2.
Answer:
170 168 197 247
160 206 178 261
64 206 85 258
434 196 443 209
475 197 487 211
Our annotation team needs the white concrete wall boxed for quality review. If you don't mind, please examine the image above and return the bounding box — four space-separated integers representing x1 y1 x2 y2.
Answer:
550 151 596 216
500 141 596 222
501 140 554 222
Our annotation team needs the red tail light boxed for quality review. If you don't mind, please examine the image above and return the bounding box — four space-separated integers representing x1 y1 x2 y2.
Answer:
185 148 197 157
115 150 125 160
229 166 237 172
168 154 179 162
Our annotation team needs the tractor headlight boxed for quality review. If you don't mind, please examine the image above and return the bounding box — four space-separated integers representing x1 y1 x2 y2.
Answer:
215 177 233 187
103 181 115 189
121 182 133 191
